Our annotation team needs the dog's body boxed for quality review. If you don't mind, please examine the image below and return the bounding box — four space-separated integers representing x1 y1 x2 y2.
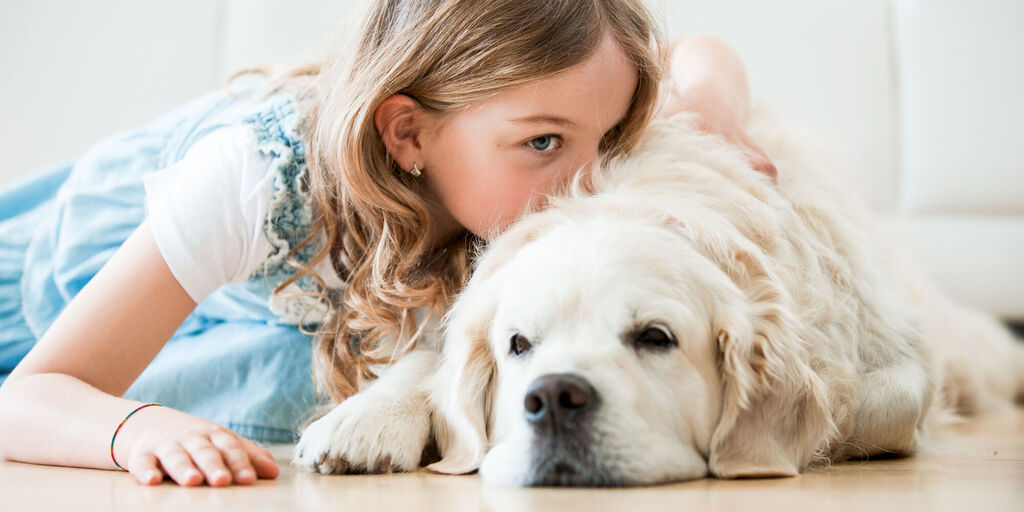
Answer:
293 109 1024 486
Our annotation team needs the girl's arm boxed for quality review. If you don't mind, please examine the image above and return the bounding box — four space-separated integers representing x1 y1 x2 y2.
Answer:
660 35 777 179
0 220 278 486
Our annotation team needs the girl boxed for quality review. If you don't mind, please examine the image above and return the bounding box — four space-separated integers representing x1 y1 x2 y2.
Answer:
0 0 773 487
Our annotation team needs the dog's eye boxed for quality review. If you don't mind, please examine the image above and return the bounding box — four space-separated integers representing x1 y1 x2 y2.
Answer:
510 333 532 356
634 326 677 350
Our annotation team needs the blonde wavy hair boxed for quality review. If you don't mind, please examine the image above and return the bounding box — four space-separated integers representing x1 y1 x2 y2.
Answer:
233 0 665 404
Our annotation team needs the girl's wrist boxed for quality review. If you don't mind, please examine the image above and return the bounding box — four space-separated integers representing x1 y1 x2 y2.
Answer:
109 402 175 470
110 403 162 470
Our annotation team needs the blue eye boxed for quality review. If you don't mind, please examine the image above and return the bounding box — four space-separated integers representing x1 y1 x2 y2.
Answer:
527 135 561 152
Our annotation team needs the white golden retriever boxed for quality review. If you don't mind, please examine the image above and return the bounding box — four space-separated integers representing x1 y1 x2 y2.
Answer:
293 109 1024 486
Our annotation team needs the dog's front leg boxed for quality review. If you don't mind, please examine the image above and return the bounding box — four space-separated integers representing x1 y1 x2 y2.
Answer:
292 345 438 474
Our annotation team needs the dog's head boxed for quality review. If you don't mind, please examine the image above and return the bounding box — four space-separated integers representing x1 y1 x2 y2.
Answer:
426 195 833 486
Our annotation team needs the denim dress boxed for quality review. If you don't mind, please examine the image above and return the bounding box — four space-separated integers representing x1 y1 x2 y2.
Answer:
0 86 330 443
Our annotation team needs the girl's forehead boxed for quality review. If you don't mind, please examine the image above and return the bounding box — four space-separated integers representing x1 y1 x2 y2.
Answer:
466 35 638 133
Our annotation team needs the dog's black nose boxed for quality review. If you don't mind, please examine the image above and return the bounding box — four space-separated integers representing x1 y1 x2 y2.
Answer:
524 373 598 428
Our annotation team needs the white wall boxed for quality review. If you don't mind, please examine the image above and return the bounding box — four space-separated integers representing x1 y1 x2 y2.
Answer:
2 0 1022 318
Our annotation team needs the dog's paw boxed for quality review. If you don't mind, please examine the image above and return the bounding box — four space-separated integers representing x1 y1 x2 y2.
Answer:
292 391 430 474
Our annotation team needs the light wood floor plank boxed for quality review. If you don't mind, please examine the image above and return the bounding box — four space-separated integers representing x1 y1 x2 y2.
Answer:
1 409 1021 511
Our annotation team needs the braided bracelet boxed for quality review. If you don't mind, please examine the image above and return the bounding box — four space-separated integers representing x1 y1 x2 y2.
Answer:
110 403 162 471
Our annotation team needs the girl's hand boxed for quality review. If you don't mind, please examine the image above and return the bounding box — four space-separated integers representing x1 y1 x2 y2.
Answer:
679 85 778 180
116 405 280 486
663 35 778 180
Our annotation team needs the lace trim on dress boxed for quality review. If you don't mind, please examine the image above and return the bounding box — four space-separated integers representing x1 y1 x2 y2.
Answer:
243 93 338 326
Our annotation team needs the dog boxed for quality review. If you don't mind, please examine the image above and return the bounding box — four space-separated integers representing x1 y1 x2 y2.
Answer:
292 108 1024 486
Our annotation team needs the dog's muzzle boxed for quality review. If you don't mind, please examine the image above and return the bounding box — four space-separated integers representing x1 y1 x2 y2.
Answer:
524 373 616 486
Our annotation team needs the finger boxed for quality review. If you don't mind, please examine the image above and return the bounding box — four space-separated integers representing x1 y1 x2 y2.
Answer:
253 453 281 479
240 438 275 465
736 144 777 181
209 430 257 484
155 442 205 486
127 450 164 486
180 435 233 487
738 138 778 181
241 440 280 479
752 156 778 180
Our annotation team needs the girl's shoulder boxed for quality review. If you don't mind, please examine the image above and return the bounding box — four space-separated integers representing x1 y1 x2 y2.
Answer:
143 121 278 304
145 90 343 323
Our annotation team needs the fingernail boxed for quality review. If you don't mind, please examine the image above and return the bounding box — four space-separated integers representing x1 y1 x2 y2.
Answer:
238 468 254 480
146 470 161 482
213 470 230 482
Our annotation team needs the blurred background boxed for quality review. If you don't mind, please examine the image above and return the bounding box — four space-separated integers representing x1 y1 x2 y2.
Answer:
1 0 1022 323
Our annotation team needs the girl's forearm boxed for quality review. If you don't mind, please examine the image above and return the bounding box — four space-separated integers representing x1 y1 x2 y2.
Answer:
661 35 752 124
0 372 153 470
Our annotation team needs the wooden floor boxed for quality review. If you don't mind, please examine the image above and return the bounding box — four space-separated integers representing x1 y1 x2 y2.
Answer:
2 410 1021 511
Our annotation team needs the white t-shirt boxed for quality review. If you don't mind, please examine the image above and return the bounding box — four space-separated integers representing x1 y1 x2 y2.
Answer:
142 125 345 305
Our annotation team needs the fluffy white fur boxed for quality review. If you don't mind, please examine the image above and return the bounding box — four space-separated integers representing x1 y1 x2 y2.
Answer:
294 108 1024 486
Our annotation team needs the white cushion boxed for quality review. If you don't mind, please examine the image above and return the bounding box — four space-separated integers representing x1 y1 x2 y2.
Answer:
883 215 1024 320
895 0 1024 215
0 0 1021 319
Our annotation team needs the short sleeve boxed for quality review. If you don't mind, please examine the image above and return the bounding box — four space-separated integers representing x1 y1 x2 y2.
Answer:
142 125 276 304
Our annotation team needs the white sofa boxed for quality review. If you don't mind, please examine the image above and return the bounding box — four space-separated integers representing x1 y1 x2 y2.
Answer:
2 0 1021 320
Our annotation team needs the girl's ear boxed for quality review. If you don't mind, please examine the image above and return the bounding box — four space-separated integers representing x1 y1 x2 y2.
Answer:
374 94 428 173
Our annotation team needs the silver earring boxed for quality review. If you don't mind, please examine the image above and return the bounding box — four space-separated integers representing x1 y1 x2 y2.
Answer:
410 163 422 177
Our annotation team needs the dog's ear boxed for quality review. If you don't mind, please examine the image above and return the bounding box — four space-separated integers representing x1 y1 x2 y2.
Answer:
425 282 496 474
657 213 834 478
427 214 555 474
709 300 833 477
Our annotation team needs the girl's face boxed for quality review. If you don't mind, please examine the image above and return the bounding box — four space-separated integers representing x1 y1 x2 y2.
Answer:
418 35 639 241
